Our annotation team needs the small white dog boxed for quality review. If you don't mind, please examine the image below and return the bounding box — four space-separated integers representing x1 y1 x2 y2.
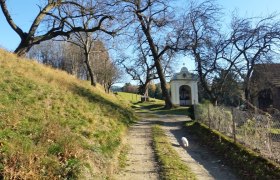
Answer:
181 137 189 148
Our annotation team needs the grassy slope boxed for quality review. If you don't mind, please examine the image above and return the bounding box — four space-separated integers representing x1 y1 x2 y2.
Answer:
0 49 135 179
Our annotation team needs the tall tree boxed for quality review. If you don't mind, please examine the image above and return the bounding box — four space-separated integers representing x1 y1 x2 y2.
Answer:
65 0 116 87
67 31 98 86
179 0 231 105
119 0 179 109
0 0 115 56
91 41 121 92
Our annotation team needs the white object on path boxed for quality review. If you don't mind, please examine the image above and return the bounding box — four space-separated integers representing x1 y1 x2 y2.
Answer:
181 137 189 147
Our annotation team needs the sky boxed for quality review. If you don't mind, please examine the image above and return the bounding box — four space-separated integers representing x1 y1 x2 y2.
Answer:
1 0 280 51
1 0 280 76
176 0 280 70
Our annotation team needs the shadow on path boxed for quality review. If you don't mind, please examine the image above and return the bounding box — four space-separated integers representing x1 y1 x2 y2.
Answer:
153 114 238 180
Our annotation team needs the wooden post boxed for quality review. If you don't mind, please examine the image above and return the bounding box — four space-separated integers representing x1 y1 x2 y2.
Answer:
208 103 211 128
193 100 196 120
218 116 221 131
266 115 272 157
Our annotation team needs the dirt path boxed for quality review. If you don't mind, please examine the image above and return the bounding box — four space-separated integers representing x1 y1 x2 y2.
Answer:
158 114 238 180
115 112 238 180
114 118 159 180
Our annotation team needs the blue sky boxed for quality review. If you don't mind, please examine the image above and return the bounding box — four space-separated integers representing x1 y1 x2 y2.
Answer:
1 0 279 85
1 0 280 51
175 0 280 72
0 0 38 51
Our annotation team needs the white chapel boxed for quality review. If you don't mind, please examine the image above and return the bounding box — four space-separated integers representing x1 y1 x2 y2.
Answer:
170 66 198 106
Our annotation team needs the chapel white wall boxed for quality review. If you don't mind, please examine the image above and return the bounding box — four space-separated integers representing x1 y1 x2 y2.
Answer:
170 80 198 105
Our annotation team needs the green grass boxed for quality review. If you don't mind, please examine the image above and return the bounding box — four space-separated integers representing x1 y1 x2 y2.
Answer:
118 144 129 169
116 92 190 116
116 92 163 104
132 101 190 116
152 125 196 180
0 49 135 179
116 92 142 103
270 128 280 134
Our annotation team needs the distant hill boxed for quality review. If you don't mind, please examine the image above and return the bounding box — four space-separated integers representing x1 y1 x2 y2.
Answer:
110 85 123 92
0 49 135 179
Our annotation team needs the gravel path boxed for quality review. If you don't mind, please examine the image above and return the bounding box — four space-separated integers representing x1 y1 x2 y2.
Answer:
115 112 238 180
114 118 159 180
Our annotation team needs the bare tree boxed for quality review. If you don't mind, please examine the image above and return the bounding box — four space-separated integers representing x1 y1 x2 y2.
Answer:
119 0 180 109
230 15 280 101
0 0 115 56
91 40 120 92
28 40 64 67
67 31 99 86
117 33 158 95
64 0 115 87
102 61 122 93
179 0 231 105
61 43 86 79
178 1 280 106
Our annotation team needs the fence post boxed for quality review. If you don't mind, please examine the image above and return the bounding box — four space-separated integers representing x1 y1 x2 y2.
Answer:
193 101 196 120
266 115 272 157
231 107 236 143
208 103 211 128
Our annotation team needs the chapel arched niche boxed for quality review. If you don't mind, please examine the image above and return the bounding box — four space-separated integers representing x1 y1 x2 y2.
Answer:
179 85 191 106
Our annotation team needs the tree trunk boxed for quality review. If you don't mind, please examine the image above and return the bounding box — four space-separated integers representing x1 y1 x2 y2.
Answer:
154 59 173 109
138 80 150 95
245 87 250 101
212 98 218 106
244 76 251 101
84 52 97 86
14 40 31 57
135 10 173 109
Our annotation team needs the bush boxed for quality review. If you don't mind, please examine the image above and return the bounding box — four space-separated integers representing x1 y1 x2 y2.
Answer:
194 102 233 133
188 105 195 120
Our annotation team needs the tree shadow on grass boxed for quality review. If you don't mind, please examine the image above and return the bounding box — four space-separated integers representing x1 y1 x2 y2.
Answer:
70 85 135 125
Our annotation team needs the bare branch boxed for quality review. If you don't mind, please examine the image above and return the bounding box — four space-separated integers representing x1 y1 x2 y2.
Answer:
0 0 25 38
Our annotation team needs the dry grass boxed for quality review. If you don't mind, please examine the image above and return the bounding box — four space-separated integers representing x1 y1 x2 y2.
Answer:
0 49 135 179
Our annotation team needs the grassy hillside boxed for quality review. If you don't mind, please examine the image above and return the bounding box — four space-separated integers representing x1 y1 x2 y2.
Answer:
0 49 135 179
